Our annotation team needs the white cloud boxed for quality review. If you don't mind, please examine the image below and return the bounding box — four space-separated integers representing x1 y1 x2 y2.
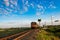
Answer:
0 8 6 14
9 0 18 10
4 10 9 14
0 8 2 14
24 7 28 11
49 1 56 9
0 8 12 16
6 8 13 12
4 0 9 6
49 4 56 9
10 4 14 8
30 3 34 8
24 0 30 7
19 11 24 14
25 1 28 5
37 4 43 9
36 11 43 16
10 0 17 6
36 9 44 16
36 4 45 16
23 6 28 12
18 0 29 14
22 0 24 3
36 12 40 16
0 0 18 16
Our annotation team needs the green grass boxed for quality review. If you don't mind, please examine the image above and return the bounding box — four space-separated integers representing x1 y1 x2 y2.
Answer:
36 30 52 40
36 25 60 40
0 27 31 38
36 29 60 40
45 26 60 37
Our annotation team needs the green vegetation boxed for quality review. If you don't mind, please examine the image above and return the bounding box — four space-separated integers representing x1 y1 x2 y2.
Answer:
45 25 60 37
36 25 60 40
0 27 31 38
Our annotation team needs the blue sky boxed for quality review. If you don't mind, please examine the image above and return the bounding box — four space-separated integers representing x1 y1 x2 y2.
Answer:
0 0 60 28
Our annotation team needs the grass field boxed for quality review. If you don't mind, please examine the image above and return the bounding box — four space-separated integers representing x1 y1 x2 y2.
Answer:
36 30 60 40
36 26 60 40
0 27 31 38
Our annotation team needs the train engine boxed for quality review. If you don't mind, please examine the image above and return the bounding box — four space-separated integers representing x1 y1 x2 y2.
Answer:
31 22 39 29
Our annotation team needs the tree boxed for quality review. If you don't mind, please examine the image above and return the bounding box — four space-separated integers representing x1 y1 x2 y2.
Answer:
38 19 41 26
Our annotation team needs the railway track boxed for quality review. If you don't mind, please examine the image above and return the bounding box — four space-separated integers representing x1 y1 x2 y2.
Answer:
0 29 39 40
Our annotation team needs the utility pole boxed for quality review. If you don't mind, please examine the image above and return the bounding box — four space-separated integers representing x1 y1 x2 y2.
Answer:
43 21 46 28
44 21 46 27
51 16 54 25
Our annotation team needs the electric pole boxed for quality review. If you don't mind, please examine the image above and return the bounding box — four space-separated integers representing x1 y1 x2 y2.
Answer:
51 16 54 25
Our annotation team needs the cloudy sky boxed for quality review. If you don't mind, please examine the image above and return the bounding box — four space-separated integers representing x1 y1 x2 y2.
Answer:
0 0 60 28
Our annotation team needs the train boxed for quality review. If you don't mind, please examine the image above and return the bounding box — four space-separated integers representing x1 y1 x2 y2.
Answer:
31 22 39 29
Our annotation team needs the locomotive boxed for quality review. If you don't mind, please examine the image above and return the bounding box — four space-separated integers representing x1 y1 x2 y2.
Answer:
31 22 39 29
